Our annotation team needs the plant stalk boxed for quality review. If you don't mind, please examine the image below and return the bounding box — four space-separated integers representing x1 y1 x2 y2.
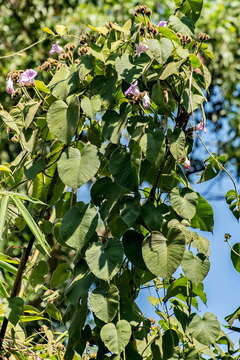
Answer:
0 237 35 351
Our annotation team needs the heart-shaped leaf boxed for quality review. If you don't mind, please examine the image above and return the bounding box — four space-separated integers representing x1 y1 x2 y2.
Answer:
47 100 79 144
89 284 119 323
170 188 198 220
188 312 220 345
57 145 100 189
100 320 131 354
142 230 185 279
182 250 210 284
86 238 123 281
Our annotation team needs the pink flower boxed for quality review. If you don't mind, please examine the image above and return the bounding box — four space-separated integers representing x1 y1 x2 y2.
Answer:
18 69 38 84
135 43 149 57
49 43 63 55
142 92 150 109
183 158 191 169
124 80 140 97
6 77 15 95
196 119 207 133
158 21 168 27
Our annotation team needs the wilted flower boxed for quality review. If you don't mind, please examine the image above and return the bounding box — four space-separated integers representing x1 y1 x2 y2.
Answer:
196 119 207 133
124 80 140 97
142 92 151 109
18 69 38 84
183 158 191 169
158 21 168 27
135 43 149 57
6 77 15 95
49 43 63 55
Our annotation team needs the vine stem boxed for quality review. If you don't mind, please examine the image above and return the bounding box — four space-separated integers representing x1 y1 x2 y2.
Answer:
188 68 240 212
0 237 35 351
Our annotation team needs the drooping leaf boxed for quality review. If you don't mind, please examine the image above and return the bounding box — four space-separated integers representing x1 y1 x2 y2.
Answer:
89 284 119 323
188 312 220 345
57 145 100 189
191 195 214 232
47 100 79 144
122 230 147 270
59 203 98 251
100 320 131 355
169 128 186 161
142 230 185 279
170 188 198 220
85 238 123 281
182 251 210 284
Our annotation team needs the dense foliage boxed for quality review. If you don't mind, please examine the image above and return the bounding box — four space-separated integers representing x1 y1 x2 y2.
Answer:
0 1 239 359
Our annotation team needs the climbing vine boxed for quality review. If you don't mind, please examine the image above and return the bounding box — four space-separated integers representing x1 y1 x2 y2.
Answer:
0 2 239 359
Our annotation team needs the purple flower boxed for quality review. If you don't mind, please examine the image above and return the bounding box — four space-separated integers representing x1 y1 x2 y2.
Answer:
18 69 38 84
135 43 149 57
142 92 151 109
49 43 63 55
195 119 207 133
183 158 191 169
124 81 140 97
158 21 168 27
6 77 15 95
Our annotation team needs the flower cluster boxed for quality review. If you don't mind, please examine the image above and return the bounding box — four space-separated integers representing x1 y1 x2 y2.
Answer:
124 81 150 109
6 69 38 96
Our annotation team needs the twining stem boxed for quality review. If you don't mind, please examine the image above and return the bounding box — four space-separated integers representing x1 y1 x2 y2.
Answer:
0 237 35 351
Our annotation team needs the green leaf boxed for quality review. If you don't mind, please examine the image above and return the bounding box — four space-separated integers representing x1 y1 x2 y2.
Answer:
189 54 201 68
115 54 141 82
0 195 9 242
100 320 131 355
65 262 95 305
182 251 210 284
230 243 240 273
57 145 100 189
141 202 163 231
46 303 62 322
225 190 240 220
85 238 123 281
169 128 186 161
140 131 165 168
81 96 101 118
170 188 198 220
48 66 80 100
10 196 50 255
188 313 220 345
89 284 119 323
8 297 24 326
47 100 79 144
24 101 41 128
0 110 20 135
145 38 173 64
160 59 186 80
29 260 49 287
59 204 98 251
174 0 203 23
169 15 194 36
50 263 71 288
191 195 214 232
142 231 185 279
109 148 138 190
162 329 179 359
34 80 50 93
122 230 147 270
